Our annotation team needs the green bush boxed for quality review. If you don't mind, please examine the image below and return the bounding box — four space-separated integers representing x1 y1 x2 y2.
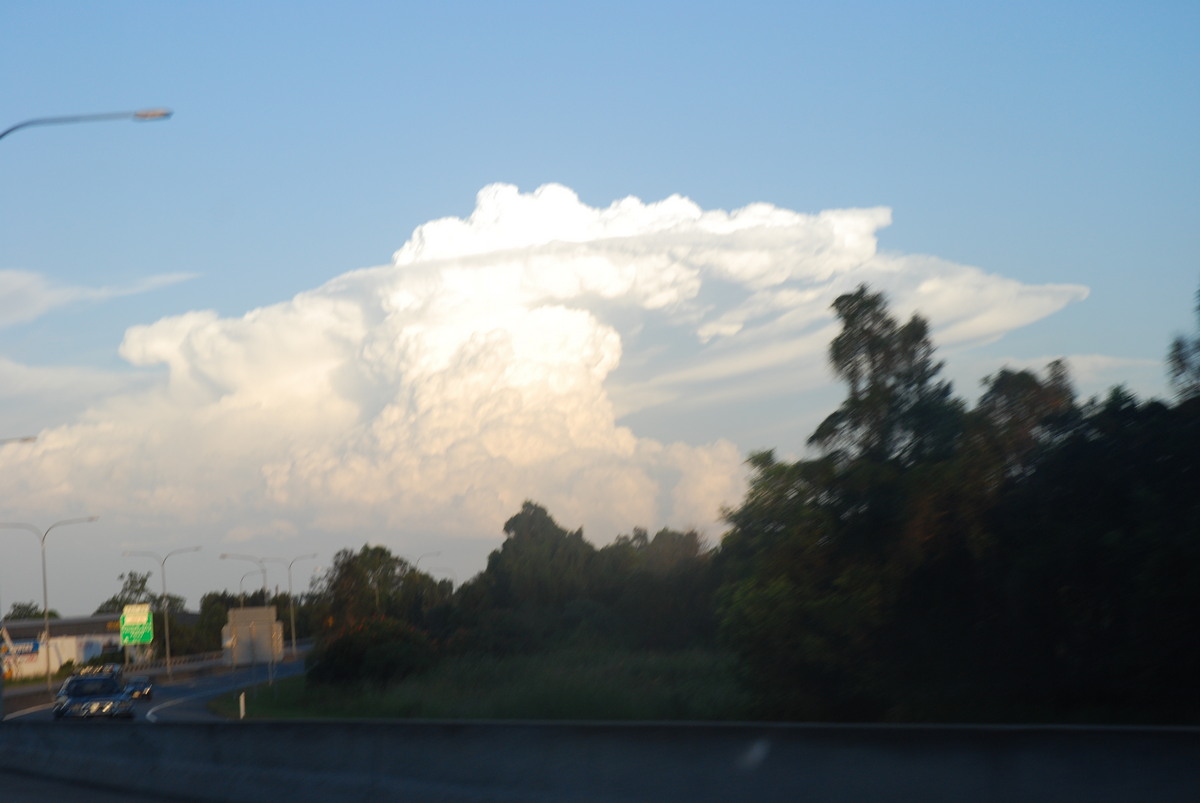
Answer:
306 617 436 687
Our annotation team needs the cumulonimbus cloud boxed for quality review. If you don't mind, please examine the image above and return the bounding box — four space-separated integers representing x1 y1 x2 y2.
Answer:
0 183 1087 557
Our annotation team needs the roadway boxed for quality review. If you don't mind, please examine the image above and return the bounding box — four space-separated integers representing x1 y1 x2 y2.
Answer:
3 660 306 801
3 656 306 723
0 768 173 802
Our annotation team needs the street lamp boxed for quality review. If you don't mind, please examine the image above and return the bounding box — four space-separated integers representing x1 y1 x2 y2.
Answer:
1 108 172 142
412 551 441 574
238 571 260 607
123 547 200 680
267 554 318 657
0 438 34 715
220 554 268 599
0 516 98 691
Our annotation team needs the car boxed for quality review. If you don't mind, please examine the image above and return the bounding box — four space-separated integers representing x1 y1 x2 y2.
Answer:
77 663 124 684
126 675 153 699
53 675 135 719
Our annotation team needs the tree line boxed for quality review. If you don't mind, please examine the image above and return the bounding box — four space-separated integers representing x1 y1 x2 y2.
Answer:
301 282 1198 723
22 281 1198 722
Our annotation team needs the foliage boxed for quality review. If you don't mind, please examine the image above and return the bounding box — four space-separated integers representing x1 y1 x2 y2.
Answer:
93 571 184 615
1167 281 1200 401
193 591 238 652
220 646 751 721
715 283 1200 723
93 571 154 614
308 545 451 636
448 503 718 655
306 617 435 687
5 601 58 620
485 501 596 608
809 284 962 466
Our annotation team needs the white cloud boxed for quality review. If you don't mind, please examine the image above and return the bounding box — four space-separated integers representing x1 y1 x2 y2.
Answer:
0 270 197 327
0 183 1090 609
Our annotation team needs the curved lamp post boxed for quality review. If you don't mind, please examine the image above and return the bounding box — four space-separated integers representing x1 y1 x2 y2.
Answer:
123 547 200 680
1 108 172 142
239 571 262 607
0 516 98 691
222 554 274 671
412 551 441 574
220 554 268 598
266 554 318 657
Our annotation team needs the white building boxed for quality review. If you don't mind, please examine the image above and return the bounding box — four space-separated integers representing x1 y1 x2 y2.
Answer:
1 615 123 681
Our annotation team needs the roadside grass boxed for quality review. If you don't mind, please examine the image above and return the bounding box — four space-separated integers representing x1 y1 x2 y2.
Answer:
209 646 753 721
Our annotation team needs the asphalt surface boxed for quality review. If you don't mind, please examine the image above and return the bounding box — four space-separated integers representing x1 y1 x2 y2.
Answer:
3 657 307 723
0 768 175 802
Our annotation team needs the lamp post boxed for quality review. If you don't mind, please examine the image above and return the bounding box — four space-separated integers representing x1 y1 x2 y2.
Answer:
412 551 441 574
0 516 98 691
221 554 268 598
1 108 172 142
123 547 200 680
222 554 274 671
0 438 35 715
238 571 261 607
266 554 317 657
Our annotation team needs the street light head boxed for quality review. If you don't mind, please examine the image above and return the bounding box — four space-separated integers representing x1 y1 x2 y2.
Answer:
133 108 173 121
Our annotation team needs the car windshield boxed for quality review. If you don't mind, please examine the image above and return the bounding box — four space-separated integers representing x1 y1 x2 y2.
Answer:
65 678 119 696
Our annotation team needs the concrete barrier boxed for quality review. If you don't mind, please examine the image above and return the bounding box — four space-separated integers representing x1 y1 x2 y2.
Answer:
1 720 1196 802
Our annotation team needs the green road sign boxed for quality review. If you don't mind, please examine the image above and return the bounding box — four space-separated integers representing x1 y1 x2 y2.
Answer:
120 604 154 645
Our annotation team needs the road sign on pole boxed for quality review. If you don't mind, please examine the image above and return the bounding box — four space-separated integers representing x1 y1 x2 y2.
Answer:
120 603 154 645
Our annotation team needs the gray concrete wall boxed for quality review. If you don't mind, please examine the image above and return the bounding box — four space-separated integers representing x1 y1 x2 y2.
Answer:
0 720 1196 802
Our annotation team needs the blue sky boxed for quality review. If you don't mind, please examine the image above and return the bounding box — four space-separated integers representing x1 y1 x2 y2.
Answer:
1 1 1196 615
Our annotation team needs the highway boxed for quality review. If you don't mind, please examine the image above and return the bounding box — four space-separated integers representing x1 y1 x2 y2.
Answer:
2 659 1197 801
2 659 307 800
3 656 306 723
0 769 171 802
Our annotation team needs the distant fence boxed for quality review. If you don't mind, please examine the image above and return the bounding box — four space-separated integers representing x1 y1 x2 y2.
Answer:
0 720 1196 802
124 650 227 674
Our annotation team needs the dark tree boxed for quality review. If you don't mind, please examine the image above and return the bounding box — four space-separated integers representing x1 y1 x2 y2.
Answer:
5 601 59 620
809 285 961 466
1167 282 1200 401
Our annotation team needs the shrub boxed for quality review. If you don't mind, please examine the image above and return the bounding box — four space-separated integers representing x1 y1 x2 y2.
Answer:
307 617 436 687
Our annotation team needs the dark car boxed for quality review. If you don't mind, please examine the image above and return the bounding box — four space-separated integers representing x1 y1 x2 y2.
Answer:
53 675 135 719
77 663 124 684
126 675 153 699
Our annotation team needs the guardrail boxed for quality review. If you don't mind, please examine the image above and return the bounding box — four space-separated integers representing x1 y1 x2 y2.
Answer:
123 651 228 675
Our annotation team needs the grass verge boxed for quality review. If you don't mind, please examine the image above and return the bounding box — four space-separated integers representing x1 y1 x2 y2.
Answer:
210 646 752 721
